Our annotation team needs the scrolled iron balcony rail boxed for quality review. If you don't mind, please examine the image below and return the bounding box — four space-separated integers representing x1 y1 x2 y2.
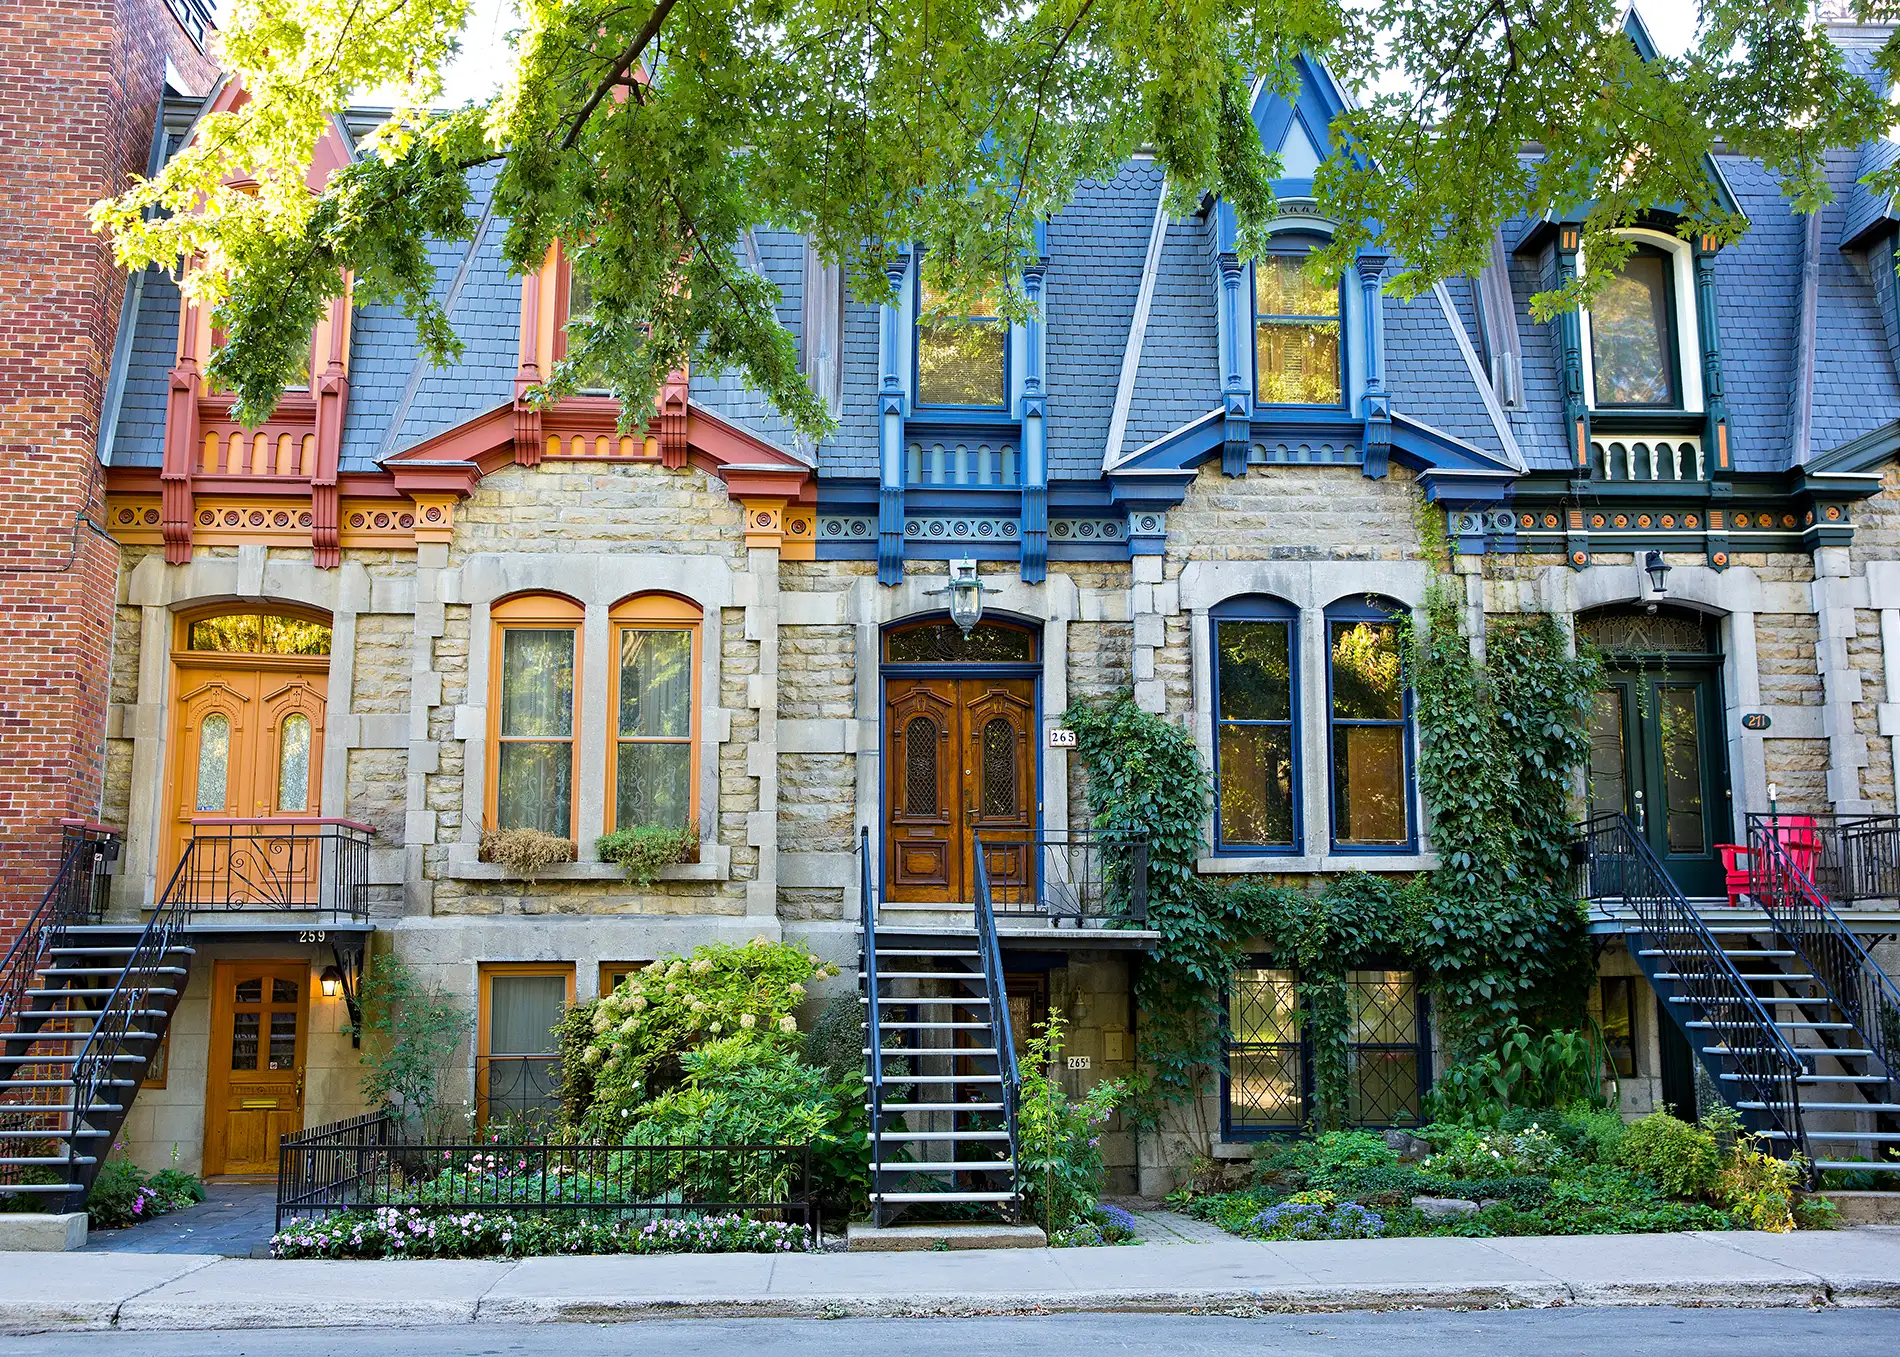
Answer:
975 829 1149 926
1742 812 1900 905
179 817 374 922
1578 812 1810 1161
1747 817 1900 1088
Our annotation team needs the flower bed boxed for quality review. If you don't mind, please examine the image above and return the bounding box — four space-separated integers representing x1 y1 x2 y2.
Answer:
270 1207 813 1259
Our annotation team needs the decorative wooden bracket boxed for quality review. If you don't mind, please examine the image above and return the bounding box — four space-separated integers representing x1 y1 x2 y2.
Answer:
160 359 201 565
660 369 690 468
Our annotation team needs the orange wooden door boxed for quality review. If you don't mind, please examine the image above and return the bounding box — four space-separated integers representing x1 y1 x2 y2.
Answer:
884 676 1038 904
203 960 307 1176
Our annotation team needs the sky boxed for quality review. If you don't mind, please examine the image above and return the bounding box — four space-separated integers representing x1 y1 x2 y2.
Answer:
415 0 1704 109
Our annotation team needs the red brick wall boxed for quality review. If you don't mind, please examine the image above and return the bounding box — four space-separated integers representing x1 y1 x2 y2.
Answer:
0 0 215 927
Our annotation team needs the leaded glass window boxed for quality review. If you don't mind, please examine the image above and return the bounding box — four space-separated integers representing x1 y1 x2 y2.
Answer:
981 717 1016 817
1225 967 1302 1131
195 713 230 813
277 713 311 813
1214 607 1297 850
884 621 1035 664
1346 970 1422 1125
1255 252 1342 405
904 717 939 817
1591 246 1679 407
916 276 1006 407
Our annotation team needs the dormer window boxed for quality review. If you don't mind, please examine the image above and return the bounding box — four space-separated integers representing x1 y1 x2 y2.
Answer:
1591 245 1679 408
1254 249 1342 406
915 276 1006 408
560 270 611 393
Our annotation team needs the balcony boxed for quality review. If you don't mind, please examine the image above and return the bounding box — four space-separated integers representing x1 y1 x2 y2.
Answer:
170 818 374 925
976 829 1150 936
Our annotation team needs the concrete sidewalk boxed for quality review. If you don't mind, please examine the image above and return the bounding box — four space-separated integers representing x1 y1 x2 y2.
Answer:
2 1228 1898 1331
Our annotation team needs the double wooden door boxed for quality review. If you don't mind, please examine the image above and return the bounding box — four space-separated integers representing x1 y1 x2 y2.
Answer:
885 676 1036 903
203 960 308 1176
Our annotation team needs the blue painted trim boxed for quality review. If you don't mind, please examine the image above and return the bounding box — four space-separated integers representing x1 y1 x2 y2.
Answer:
878 250 913 585
1208 596 1303 857
910 259 1011 415
1322 596 1419 856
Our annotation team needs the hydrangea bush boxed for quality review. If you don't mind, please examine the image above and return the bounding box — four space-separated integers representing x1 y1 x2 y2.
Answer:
1419 1124 1564 1178
270 1207 812 1260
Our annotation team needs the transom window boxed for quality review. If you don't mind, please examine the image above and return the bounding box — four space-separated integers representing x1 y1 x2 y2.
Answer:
1254 250 1342 406
1212 596 1299 852
1591 244 1679 408
187 613 331 655
884 620 1036 664
1327 598 1414 851
915 275 1006 408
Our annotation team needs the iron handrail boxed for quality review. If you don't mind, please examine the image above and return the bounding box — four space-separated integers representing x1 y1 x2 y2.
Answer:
1748 818 1900 1087
858 828 886 1214
975 829 1150 924
0 825 120 1036
177 817 373 920
1581 812 1809 1160
971 837 1022 1216
1750 812 1900 904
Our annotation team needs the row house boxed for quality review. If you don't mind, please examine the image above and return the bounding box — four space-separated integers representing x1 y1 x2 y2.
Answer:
4 7 1899 1208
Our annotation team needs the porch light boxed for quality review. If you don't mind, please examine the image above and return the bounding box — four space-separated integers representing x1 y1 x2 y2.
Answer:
1643 550 1671 611
320 965 343 999
941 558 986 636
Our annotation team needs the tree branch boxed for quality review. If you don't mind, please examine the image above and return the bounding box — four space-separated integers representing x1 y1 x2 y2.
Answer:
563 0 681 150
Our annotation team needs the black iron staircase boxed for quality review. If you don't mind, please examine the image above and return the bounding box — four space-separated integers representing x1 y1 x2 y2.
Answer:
0 825 194 1211
1581 813 1814 1161
1741 816 1900 1176
858 828 1022 1226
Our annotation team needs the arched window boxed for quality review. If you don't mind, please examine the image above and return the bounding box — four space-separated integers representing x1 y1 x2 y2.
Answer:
1325 596 1414 851
1591 244 1680 408
487 594 582 838
1211 595 1300 852
1254 245 1342 406
609 593 701 832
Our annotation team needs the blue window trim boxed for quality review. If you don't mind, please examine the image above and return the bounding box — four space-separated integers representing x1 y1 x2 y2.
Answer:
1589 240 1684 411
1209 594 1302 855
1218 958 1433 1139
1251 234 1348 413
1324 595 1417 855
911 263 1010 414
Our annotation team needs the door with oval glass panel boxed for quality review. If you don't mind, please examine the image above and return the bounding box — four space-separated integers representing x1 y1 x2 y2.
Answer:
165 611 331 894
203 959 308 1176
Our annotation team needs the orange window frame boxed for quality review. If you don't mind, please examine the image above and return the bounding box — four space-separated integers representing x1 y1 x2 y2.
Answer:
598 960 651 998
476 961 575 1130
485 593 584 840
606 592 702 834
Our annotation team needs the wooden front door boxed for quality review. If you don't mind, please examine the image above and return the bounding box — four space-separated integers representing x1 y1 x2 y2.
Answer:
204 960 308 1176
165 664 327 883
884 676 1036 903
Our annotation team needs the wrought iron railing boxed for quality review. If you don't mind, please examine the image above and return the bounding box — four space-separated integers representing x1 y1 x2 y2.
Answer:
178 817 373 921
975 829 1149 925
276 1111 817 1234
1748 819 1900 1090
971 838 1022 1220
858 827 888 1220
1743 813 1900 905
1580 812 1809 1159
0 822 120 1039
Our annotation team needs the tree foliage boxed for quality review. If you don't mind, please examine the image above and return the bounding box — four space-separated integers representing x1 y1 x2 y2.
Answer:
92 0 1900 429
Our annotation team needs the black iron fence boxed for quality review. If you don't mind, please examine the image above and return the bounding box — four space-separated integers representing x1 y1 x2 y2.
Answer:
975 829 1149 925
276 1111 819 1235
1744 812 1900 905
179 817 373 921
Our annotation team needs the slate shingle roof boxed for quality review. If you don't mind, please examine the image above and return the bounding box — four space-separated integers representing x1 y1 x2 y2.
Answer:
108 266 179 467
1810 149 1900 456
1384 285 1510 463
1118 212 1223 457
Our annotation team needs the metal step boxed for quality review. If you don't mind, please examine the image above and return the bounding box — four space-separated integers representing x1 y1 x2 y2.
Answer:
867 1023 993 1031
863 971 985 982
1721 1073 1891 1084
37 966 187 979
24 988 177 999
0 1078 136 1090
0 1029 163 1039
47 945 194 956
1642 948 1795 959
865 1047 997 1058
1655 973 1816 984
1760 1130 1900 1142
873 1102 1006 1113
1685 1019 1856 1030
0 1127 108 1138
0 1155 95 1167
1736 1101 1900 1112
872 1130 1011 1142
0 1183 84 1194
863 1074 1002 1085
0 1103 121 1114
872 1161 1015 1173
1814 1161 1900 1172
0 1055 143 1066
863 996 990 1006
872 1191 1019 1203
877 950 981 959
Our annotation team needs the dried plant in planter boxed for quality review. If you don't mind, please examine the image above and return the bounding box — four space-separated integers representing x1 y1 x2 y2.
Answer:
596 825 698 887
480 827 576 883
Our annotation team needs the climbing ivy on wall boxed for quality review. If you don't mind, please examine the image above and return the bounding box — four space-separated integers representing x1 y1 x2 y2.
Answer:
1064 581 1602 1130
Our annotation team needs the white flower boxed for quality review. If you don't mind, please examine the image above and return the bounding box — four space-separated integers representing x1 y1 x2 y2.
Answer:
630 996 647 1011
709 1021 723 1033
779 1015 797 1034
740 1013 756 1030
788 982 804 998
691 957 713 975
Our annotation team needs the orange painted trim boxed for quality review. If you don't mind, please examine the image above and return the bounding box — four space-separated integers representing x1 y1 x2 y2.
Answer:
476 961 575 1131
485 594 585 842
605 593 703 834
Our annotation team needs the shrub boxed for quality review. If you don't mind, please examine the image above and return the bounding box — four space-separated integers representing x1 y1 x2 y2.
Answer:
596 825 696 887
352 952 466 1135
270 1207 811 1260
1546 1102 1628 1164
1018 1010 1127 1236
480 827 576 882
575 937 839 1123
1249 1199 1385 1241
1714 1140 1802 1233
1420 1124 1567 1178
1615 1112 1722 1199
85 1151 205 1230
1426 1023 1611 1124
802 993 866 1086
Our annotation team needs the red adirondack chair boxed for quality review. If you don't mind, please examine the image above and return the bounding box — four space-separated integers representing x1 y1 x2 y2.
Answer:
1718 815 1823 906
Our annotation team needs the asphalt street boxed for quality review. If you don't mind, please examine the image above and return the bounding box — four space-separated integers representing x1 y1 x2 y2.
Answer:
0 1308 1893 1357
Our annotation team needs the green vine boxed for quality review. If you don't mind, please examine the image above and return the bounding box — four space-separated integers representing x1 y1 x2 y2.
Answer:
1064 568 1602 1132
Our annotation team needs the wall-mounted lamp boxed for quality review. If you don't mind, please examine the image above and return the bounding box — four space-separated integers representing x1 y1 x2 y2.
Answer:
929 558 987 636
1643 550 1671 612
320 965 343 999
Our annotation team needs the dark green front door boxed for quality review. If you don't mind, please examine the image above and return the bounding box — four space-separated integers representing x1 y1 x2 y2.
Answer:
1587 665 1729 898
